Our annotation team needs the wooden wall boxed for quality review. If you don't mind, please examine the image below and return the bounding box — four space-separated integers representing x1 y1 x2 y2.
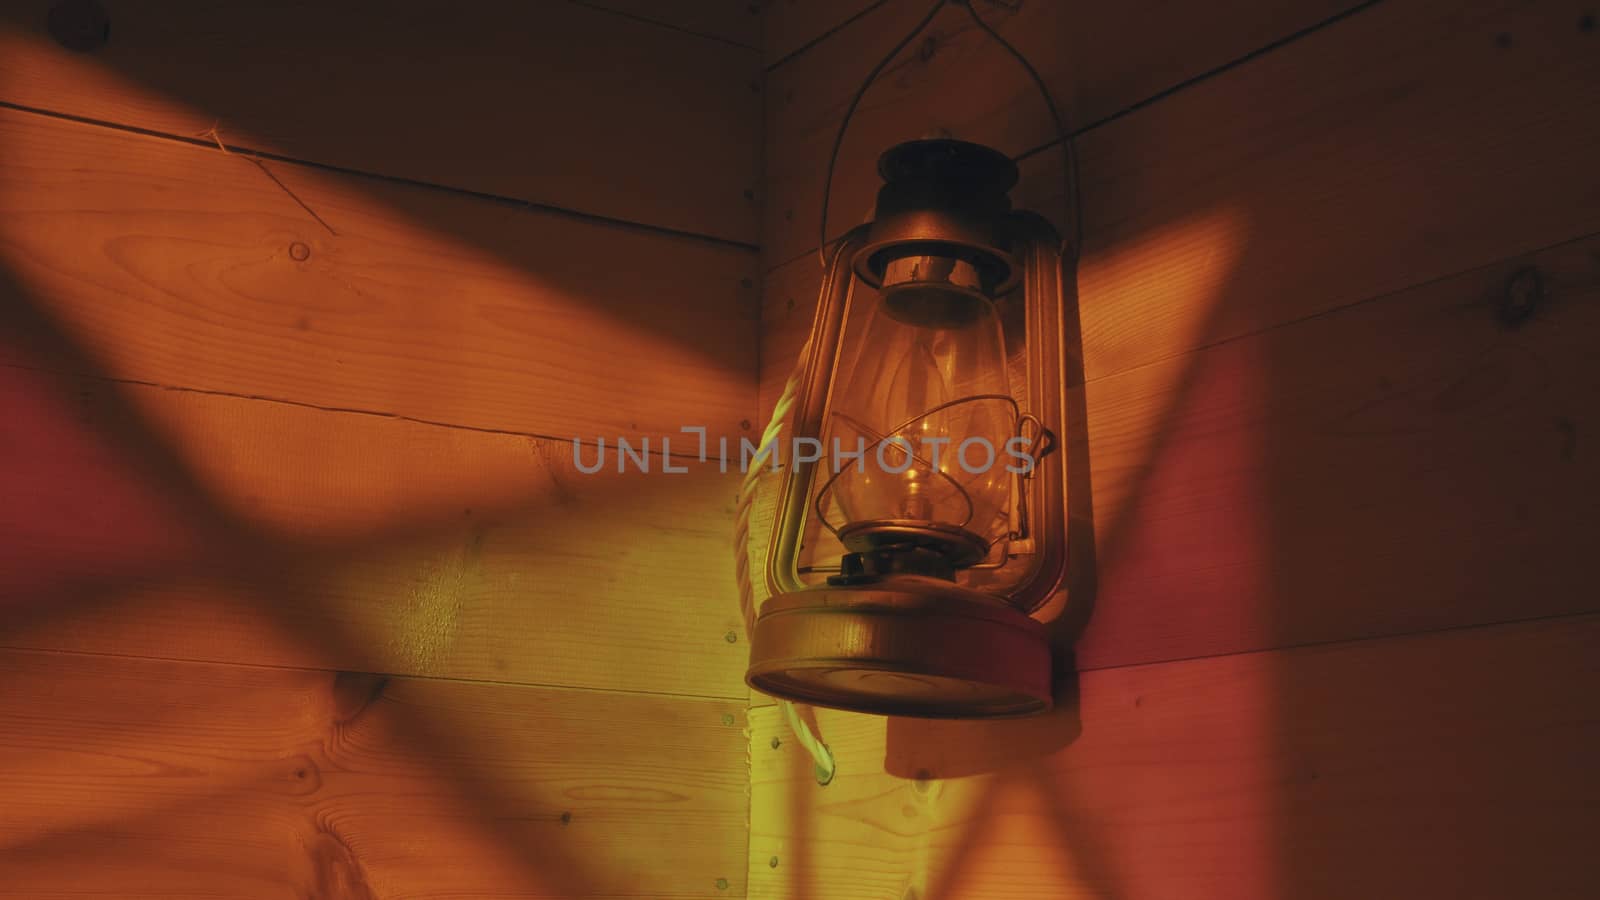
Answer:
747 1 1600 898
0 1 762 897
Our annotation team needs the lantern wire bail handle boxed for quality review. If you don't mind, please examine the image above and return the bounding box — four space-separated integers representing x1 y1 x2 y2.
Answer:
749 0 1080 783
817 0 1082 270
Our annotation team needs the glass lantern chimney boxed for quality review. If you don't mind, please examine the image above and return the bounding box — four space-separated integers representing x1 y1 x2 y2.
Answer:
823 257 1015 569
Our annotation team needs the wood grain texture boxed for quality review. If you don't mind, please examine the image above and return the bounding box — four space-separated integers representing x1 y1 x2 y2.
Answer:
0 370 752 698
0 648 748 898
0 107 758 443
760 0 1362 265
0 0 763 243
748 615 1600 899
1010 0 1600 384
1075 231 1600 667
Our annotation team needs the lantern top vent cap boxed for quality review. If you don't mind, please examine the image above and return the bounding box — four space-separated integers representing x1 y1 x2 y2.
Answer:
878 139 1018 193
855 138 1021 297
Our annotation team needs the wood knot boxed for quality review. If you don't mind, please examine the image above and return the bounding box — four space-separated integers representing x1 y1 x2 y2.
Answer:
1495 266 1543 328
281 754 323 796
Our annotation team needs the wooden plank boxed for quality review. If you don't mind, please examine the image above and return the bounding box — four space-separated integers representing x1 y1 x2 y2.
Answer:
760 0 1362 265
0 370 752 699
751 231 1600 677
0 0 762 243
1071 233 1600 668
0 647 748 898
748 615 1600 899
0 107 758 443
591 0 762 48
1019 0 1600 383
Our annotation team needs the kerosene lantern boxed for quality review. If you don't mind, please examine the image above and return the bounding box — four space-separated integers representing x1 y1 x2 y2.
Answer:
746 137 1070 718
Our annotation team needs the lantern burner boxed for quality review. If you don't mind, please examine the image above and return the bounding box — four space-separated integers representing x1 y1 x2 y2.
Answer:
836 519 991 570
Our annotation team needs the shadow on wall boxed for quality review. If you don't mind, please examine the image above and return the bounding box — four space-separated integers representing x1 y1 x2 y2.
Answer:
6 0 1599 897
0 4 1244 893
0 267 703 897
0 10 758 447
0 5 767 895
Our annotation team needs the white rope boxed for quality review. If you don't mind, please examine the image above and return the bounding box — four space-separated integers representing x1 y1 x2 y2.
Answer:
735 336 836 784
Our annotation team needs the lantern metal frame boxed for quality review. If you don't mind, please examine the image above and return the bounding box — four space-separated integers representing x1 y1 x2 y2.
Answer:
746 164 1072 718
